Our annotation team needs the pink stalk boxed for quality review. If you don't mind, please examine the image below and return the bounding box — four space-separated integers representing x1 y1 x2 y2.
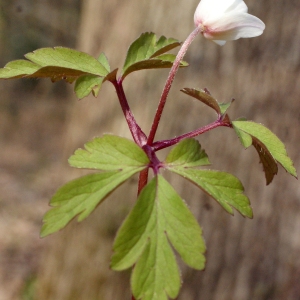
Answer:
137 27 202 210
147 26 201 145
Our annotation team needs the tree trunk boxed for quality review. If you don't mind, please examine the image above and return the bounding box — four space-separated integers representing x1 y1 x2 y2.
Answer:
36 1 300 299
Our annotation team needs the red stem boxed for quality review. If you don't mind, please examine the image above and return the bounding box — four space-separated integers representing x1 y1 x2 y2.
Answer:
112 78 147 147
152 117 232 151
147 27 201 145
138 169 149 195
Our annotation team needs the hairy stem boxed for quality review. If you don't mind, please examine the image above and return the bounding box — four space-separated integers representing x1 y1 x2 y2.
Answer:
112 78 147 147
147 27 201 144
152 117 232 151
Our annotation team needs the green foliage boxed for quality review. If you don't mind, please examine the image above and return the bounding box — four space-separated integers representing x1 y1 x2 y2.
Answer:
97 53 111 73
165 138 210 167
41 135 150 237
0 60 40 79
74 75 104 99
1 26 296 300
41 171 140 237
233 120 297 184
0 47 112 99
0 47 108 81
69 134 149 170
0 35 189 98
172 169 252 217
111 175 205 300
181 88 233 115
165 139 253 218
74 53 113 99
122 32 188 79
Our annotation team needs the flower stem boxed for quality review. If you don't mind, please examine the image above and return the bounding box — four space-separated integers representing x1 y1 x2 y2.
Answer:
112 78 147 147
147 27 201 145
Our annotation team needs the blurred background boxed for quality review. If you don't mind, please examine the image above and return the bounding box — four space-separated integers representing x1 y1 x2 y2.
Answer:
0 0 299 299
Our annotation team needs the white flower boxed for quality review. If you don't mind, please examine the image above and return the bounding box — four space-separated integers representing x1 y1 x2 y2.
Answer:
194 0 265 45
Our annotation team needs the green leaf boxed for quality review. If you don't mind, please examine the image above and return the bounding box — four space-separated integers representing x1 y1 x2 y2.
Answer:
123 54 187 79
232 121 297 183
0 60 40 79
233 125 276 184
69 134 149 170
181 88 233 115
168 168 253 218
122 32 184 79
233 125 252 148
74 68 119 99
164 139 251 217
74 75 104 99
74 53 113 98
0 47 108 83
152 35 181 57
41 170 139 237
219 101 233 115
41 135 148 237
97 52 110 73
165 138 210 167
111 175 206 300
25 47 108 76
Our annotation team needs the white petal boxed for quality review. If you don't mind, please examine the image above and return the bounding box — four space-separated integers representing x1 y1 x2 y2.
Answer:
224 0 248 14
194 0 247 24
204 12 265 41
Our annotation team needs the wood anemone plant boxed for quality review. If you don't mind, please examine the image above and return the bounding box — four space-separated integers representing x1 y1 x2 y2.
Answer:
0 0 296 299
